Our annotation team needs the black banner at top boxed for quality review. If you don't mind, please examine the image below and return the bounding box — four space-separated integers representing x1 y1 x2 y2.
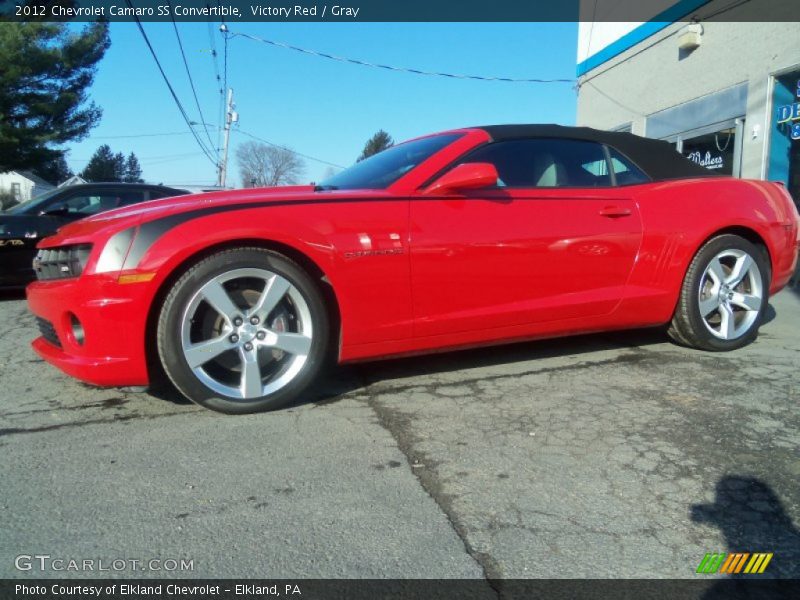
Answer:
0 0 798 22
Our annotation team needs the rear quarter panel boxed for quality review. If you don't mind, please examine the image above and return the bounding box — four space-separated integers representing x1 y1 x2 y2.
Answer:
620 177 796 323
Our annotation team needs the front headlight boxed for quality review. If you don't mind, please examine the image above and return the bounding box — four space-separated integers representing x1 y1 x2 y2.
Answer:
33 244 93 280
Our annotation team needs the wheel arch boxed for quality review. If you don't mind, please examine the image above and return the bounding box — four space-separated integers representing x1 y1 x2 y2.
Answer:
693 225 773 273
143 238 342 387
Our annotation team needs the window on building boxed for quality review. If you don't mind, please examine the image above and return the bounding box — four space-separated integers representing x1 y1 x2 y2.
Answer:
681 127 737 175
456 139 613 188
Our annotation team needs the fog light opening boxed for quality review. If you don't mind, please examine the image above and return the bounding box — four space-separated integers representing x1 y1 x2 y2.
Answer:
69 313 85 346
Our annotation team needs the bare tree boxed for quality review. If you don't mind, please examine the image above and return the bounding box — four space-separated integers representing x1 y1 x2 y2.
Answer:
321 166 340 180
236 141 306 188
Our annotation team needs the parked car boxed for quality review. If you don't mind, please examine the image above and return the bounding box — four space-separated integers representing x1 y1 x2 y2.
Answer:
27 125 800 414
1 183 187 286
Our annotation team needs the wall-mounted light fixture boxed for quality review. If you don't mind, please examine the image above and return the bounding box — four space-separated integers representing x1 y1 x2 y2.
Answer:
678 23 703 51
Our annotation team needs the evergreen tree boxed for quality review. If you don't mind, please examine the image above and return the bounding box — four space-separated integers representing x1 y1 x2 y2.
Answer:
357 130 393 162
123 153 143 183
113 151 126 181
0 21 110 172
81 145 122 182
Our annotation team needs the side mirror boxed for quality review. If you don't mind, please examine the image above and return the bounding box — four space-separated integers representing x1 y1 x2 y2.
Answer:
423 162 499 195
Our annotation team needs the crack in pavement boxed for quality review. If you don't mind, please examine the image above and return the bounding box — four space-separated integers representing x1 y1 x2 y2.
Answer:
0 409 201 437
347 367 503 596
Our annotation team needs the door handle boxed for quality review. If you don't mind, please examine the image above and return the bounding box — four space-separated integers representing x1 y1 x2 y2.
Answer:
599 206 632 218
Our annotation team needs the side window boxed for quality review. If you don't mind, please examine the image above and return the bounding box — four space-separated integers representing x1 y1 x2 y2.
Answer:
49 192 137 215
147 189 179 201
606 148 650 185
455 139 613 188
116 191 146 207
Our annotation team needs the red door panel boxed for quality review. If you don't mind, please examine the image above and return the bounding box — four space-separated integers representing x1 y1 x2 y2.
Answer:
409 188 642 338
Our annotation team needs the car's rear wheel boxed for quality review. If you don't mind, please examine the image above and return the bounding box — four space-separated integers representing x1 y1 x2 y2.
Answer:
157 247 329 414
668 234 769 351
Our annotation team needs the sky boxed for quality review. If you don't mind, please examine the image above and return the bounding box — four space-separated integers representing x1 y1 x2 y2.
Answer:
65 22 580 187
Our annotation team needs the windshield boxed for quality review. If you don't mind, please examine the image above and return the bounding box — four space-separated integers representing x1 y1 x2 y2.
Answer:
318 133 461 191
3 187 63 215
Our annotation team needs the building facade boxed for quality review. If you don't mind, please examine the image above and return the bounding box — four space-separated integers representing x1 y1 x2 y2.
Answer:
576 0 800 206
0 170 56 207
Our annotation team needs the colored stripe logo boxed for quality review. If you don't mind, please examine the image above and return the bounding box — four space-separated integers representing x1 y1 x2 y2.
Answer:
697 552 773 574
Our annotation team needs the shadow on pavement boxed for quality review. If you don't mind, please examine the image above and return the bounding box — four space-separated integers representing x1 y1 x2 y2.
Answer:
789 269 800 297
304 327 669 408
762 303 777 326
692 476 800 598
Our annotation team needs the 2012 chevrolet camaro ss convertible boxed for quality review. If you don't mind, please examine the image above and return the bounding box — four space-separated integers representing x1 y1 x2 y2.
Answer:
27 125 800 414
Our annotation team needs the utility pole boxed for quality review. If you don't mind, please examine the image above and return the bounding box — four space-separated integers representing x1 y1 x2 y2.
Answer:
218 88 238 187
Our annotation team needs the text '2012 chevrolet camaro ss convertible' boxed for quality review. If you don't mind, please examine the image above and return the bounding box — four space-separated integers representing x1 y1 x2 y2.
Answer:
27 125 800 414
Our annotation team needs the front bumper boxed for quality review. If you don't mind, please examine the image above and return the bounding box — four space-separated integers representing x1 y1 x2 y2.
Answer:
27 274 152 387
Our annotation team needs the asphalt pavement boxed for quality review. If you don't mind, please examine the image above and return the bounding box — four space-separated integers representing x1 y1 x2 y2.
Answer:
1 286 798 580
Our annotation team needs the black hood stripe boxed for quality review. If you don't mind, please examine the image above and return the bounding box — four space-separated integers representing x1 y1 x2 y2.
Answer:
121 196 410 270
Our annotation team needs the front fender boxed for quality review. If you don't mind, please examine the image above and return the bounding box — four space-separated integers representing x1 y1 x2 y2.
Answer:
123 201 413 355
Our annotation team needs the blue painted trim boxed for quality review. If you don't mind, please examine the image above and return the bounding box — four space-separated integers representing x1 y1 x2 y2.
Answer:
576 0 711 77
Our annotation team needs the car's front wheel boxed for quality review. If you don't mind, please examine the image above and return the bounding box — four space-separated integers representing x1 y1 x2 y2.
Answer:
157 247 329 414
668 234 769 351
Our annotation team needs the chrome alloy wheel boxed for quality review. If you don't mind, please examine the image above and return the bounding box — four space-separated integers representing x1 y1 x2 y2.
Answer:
697 249 763 340
179 268 313 400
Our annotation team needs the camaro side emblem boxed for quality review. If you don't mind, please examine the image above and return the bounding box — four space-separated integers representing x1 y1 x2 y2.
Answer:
344 248 404 259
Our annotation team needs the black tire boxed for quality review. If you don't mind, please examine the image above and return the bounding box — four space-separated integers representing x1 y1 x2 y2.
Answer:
668 234 770 352
157 247 330 414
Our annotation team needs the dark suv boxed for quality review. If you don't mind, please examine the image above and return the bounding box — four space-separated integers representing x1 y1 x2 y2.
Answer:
0 183 187 287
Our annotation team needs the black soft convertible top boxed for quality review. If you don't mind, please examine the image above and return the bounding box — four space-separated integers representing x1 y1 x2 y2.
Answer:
476 124 717 182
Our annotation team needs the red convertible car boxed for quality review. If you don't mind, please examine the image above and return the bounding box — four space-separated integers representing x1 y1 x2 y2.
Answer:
27 125 799 414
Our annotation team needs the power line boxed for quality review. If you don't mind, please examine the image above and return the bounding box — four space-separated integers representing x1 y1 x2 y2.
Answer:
206 5 225 154
234 129 346 169
167 0 217 157
65 151 208 163
228 31 575 84
90 131 192 139
583 80 644 116
143 154 209 166
221 6 229 99
219 3 230 171
125 0 218 168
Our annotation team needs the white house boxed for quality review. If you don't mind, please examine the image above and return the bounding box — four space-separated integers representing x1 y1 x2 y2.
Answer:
0 170 56 204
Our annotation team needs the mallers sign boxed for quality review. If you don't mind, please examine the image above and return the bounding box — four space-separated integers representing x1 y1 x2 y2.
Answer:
776 80 800 140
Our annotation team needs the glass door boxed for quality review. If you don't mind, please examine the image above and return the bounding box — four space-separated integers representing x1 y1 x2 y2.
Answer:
769 70 800 208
